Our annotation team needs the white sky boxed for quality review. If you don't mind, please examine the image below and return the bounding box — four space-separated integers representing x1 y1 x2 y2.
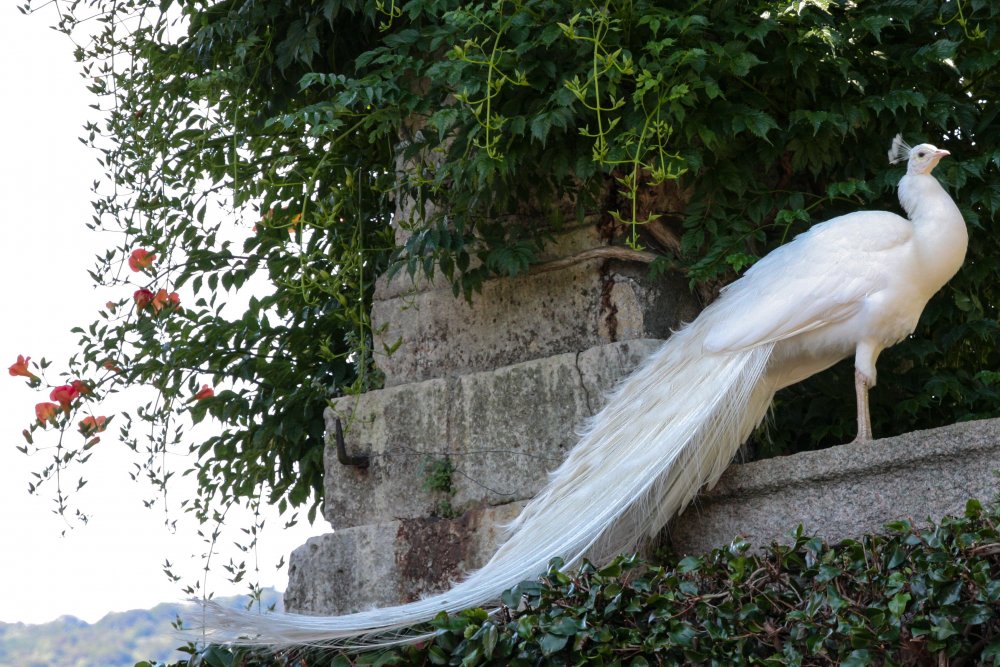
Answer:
0 4 327 624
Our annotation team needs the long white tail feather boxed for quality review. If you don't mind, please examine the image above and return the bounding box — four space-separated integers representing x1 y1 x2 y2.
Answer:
198 313 778 648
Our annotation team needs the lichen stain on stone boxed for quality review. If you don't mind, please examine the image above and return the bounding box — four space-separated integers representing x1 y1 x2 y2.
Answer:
394 510 484 602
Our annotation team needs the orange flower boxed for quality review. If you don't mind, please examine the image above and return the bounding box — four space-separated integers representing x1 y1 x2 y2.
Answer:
8 355 38 382
50 384 80 411
150 289 181 313
103 359 122 374
134 289 155 310
193 384 214 401
35 402 59 424
128 248 156 272
78 415 108 436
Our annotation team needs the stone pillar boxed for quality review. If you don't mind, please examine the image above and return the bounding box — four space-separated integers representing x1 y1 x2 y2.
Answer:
283 215 700 613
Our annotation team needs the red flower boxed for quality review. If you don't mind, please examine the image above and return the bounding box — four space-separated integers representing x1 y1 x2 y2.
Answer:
8 355 38 382
193 384 214 401
71 379 91 396
78 415 108 436
103 359 122 374
128 248 156 272
134 289 155 310
35 402 59 424
50 384 80 411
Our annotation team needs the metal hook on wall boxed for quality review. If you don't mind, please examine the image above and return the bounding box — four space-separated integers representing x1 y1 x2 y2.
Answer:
334 416 370 469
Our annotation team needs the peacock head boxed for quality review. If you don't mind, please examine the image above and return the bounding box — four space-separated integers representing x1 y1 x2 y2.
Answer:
887 134 950 175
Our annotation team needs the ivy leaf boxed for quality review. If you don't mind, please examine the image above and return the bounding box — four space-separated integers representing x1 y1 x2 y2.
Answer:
731 105 778 140
538 632 569 655
888 592 910 617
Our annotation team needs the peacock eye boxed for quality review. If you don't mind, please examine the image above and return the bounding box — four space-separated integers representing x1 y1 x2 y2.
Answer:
917 151 927 158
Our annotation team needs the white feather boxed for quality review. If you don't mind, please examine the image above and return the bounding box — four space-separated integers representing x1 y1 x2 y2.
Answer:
199 329 775 647
197 135 967 649
888 133 911 164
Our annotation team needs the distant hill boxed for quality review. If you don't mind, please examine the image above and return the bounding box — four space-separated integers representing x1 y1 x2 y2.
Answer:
0 589 284 667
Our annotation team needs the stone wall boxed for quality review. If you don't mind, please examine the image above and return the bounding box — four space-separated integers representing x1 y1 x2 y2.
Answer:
287 339 661 614
322 339 663 529
284 212 702 615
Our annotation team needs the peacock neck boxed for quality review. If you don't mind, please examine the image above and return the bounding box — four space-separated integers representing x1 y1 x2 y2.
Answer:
898 172 968 293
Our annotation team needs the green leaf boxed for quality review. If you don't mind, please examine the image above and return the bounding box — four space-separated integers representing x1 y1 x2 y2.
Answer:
888 591 910 617
886 546 908 569
841 649 872 667
482 622 499 658
538 632 569 655
930 618 958 641
982 639 1000 664
677 556 702 573
426 644 448 665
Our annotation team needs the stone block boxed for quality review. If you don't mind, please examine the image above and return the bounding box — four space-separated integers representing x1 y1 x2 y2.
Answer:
669 419 1000 555
324 339 663 529
285 502 526 615
371 224 698 387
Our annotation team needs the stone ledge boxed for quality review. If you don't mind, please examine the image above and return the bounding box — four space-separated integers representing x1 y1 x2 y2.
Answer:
669 419 1000 554
324 339 664 529
285 502 527 616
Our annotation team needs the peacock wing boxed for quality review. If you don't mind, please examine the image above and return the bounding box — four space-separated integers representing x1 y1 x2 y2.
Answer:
701 211 914 353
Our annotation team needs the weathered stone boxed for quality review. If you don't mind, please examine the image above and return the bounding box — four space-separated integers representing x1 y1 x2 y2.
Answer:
669 418 1000 555
324 377 453 529
371 224 698 387
324 339 664 529
285 502 526 615
373 219 608 302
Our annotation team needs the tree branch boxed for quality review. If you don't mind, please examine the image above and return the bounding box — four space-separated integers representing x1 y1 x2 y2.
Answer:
529 246 660 275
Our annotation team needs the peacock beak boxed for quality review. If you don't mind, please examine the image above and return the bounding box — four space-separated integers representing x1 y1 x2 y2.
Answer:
926 148 950 173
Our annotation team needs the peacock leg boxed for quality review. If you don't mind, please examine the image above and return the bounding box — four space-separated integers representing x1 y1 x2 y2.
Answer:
853 368 873 443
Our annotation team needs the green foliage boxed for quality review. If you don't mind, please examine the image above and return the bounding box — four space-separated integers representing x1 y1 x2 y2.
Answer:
161 497 1000 666
422 456 458 518
421 456 455 495
18 0 1000 525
